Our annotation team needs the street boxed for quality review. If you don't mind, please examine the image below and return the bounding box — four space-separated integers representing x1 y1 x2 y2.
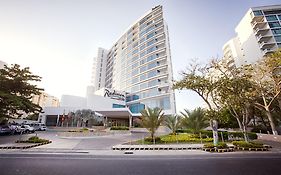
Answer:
0 153 281 175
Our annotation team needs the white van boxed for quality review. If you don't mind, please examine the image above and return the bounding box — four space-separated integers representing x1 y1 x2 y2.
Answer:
30 123 47 131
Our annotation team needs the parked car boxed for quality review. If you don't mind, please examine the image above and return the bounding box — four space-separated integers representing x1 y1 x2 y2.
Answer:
30 123 47 131
0 125 12 135
9 124 22 134
21 125 35 133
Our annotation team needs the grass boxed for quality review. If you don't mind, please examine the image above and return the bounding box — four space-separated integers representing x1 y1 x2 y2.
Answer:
16 136 50 143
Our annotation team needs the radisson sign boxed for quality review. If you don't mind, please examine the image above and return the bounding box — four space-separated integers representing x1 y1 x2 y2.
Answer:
104 88 125 101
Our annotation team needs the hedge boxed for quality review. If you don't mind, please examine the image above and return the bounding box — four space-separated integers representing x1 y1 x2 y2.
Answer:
232 141 264 148
110 126 129 130
203 142 228 149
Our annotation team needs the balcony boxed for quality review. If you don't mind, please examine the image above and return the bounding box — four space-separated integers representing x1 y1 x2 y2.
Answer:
262 48 275 55
251 21 267 30
259 41 276 49
254 27 270 36
257 34 273 42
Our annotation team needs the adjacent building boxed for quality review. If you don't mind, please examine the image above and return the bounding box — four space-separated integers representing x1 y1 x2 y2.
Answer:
223 5 281 66
31 92 60 107
90 5 176 115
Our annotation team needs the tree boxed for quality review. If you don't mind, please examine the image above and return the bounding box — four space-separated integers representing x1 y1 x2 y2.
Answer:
174 60 220 145
180 108 208 134
164 115 180 135
139 107 164 143
0 64 43 121
248 59 280 135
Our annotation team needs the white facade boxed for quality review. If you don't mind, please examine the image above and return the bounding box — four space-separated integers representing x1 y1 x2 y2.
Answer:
224 5 281 66
91 5 176 115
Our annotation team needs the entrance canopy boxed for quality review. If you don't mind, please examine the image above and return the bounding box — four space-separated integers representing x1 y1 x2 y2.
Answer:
95 108 133 119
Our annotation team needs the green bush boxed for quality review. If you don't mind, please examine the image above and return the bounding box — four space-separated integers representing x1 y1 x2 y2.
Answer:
144 137 161 143
232 141 263 148
16 136 50 143
160 134 213 143
176 129 193 133
203 142 228 149
110 126 129 130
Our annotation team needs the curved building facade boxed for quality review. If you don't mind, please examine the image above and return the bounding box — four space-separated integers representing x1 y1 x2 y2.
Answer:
91 5 176 115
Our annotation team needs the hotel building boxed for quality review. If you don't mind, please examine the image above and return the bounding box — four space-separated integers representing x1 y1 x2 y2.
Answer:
90 5 176 115
223 5 281 66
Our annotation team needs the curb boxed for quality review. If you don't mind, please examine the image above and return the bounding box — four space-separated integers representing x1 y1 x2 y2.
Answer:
0 141 52 150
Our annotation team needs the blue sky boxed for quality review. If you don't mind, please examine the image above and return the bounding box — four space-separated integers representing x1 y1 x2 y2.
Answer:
0 0 280 113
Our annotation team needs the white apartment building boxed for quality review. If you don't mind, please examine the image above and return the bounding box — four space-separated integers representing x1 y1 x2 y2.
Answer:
223 5 281 66
91 5 176 115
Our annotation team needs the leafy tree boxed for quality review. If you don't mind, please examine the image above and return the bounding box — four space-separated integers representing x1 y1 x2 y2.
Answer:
180 108 208 134
0 64 43 121
139 107 164 143
174 60 220 145
164 115 180 135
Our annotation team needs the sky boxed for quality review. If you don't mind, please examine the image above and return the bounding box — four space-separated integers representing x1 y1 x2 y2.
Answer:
0 0 280 113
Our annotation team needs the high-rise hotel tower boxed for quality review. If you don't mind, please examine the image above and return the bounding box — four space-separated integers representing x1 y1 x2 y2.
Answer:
223 5 281 66
91 5 176 115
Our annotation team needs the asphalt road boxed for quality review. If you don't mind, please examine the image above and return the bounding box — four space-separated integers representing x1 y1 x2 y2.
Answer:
1 153 281 175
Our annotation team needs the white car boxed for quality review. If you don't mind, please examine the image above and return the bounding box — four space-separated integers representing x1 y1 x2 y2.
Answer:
21 125 35 133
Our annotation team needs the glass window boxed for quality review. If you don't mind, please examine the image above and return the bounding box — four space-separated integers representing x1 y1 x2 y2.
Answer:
269 22 281 28
146 26 155 33
133 42 138 48
275 35 281 42
266 15 278 21
140 59 146 65
132 56 138 63
132 69 139 76
272 29 281 35
140 65 147 72
113 104 125 108
147 62 157 70
147 55 156 62
147 32 155 39
129 103 145 113
148 80 157 87
147 71 156 78
140 82 148 89
253 10 263 16
278 15 281 20
140 51 146 58
140 74 146 81
132 77 139 84
140 44 146 50
140 37 145 44
147 46 156 54
147 39 155 46
132 49 138 55
131 85 139 92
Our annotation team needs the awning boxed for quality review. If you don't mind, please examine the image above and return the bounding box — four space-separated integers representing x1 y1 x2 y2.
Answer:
95 108 133 119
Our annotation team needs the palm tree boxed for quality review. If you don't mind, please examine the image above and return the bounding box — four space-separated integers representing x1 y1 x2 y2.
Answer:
139 107 164 142
180 107 208 134
164 115 180 135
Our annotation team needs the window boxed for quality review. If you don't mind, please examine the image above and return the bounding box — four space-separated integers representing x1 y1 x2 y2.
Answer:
113 104 125 108
132 49 138 55
140 51 146 58
253 10 263 16
140 44 146 50
147 32 155 39
147 54 156 62
132 56 139 63
147 62 157 70
147 71 156 78
132 77 139 84
140 82 148 89
147 46 156 54
266 15 278 21
272 29 281 35
148 80 157 87
275 35 281 42
129 103 145 113
140 74 146 81
140 65 147 72
269 22 281 28
278 15 281 20
147 39 155 46
132 69 139 76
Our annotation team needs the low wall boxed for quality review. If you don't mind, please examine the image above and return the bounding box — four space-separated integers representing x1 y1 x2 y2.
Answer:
258 134 281 142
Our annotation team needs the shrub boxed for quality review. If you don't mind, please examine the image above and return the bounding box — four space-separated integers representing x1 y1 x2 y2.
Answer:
203 142 228 149
160 134 213 143
232 141 263 148
16 136 50 143
144 137 161 143
176 129 193 133
110 126 129 130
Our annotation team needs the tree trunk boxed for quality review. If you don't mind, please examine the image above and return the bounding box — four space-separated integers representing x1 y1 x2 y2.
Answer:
265 109 278 135
235 117 243 131
210 120 218 146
